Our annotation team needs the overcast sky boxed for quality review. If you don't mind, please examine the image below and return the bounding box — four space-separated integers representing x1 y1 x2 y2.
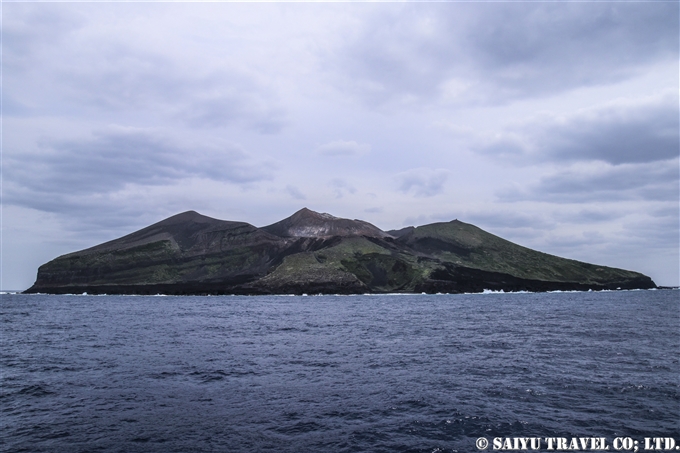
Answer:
3 1 679 290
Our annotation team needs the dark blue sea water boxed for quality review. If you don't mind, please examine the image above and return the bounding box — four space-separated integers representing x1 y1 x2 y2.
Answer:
1 290 678 452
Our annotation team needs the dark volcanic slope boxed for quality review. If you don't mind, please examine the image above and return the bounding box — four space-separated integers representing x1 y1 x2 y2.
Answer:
28 211 294 294
25 209 656 295
72 211 253 255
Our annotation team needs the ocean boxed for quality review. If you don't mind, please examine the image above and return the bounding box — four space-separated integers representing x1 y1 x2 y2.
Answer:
1 290 678 452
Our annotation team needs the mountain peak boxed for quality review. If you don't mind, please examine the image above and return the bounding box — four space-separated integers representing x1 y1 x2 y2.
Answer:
292 207 338 221
155 210 220 225
263 208 389 238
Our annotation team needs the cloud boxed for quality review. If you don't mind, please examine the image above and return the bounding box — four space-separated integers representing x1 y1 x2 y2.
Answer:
476 94 679 165
623 212 680 247
331 3 678 107
316 140 371 157
464 211 555 230
284 185 306 200
3 126 275 213
3 4 84 73
498 160 679 204
4 4 288 132
553 209 626 225
396 168 450 197
171 73 288 133
65 50 286 132
329 179 357 199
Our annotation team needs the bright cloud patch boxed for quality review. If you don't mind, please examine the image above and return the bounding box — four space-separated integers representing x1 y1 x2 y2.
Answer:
285 185 306 200
396 168 450 197
316 140 371 157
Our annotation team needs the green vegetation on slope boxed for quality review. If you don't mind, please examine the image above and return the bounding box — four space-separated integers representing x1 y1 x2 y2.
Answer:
400 220 646 285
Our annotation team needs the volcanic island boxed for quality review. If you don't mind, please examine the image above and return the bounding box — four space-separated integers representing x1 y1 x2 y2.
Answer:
25 208 656 295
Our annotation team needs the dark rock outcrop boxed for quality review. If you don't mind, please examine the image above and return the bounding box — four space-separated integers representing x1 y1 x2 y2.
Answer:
25 208 656 295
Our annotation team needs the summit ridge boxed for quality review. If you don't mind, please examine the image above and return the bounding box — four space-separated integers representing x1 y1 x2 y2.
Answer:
262 208 390 239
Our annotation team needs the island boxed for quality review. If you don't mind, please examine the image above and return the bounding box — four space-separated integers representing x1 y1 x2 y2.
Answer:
24 208 656 295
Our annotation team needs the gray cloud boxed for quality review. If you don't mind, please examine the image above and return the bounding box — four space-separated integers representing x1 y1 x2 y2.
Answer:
317 140 371 157
499 160 679 204
624 213 680 246
464 211 555 231
181 95 287 134
60 49 287 132
477 95 678 165
285 185 306 201
5 5 287 132
4 127 274 213
333 3 678 106
57 44 181 112
329 179 357 199
651 204 680 220
396 168 450 197
3 4 84 73
466 3 677 91
553 209 626 225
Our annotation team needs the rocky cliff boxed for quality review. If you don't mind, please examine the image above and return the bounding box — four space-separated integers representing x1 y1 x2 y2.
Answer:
25 208 656 295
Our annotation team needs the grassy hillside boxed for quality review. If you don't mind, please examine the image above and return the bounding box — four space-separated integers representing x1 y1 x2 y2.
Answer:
399 220 648 286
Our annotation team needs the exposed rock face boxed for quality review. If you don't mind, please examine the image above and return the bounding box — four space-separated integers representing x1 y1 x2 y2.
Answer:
262 208 390 239
25 208 656 295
